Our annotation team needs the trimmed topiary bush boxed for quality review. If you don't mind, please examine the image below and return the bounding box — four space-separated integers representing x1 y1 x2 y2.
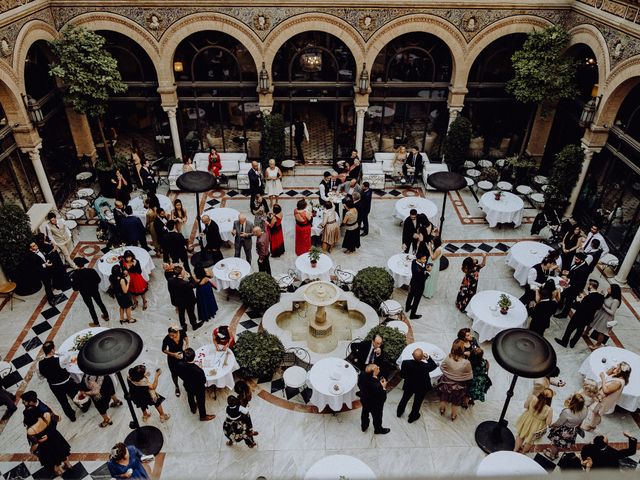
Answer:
234 330 285 378
0 204 33 276
352 267 394 308
365 324 407 363
239 272 281 313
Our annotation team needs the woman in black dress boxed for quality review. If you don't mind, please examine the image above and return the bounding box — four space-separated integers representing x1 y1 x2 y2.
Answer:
561 225 583 269
341 199 360 253
81 374 122 428
108 264 135 324
127 364 171 422
24 408 71 476
162 325 189 397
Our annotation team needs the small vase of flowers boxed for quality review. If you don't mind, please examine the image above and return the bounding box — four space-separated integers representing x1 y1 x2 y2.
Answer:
498 294 512 315
309 246 322 268
494 191 502 201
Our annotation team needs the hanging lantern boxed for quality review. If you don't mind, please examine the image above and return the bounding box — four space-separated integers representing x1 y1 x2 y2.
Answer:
579 98 597 128
259 62 270 94
173 61 184 73
22 94 44 126
359 63 369 95
300 52 322 73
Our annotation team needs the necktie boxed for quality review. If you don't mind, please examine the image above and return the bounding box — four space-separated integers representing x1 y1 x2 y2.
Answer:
584 234 593 250
367 347 375 364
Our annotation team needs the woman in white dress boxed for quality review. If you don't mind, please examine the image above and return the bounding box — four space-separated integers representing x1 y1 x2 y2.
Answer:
265 159 283 207
393 145 407 177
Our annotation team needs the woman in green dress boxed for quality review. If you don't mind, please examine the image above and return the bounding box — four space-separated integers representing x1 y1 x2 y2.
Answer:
423 236 443 298
468 347 492 404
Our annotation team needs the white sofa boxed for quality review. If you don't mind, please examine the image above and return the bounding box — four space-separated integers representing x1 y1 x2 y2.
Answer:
361 162 385 190
169 152 248 190
372 152 448 190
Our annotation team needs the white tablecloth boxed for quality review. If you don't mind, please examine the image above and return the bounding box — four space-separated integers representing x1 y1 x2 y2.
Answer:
387 253 414 288
308 357 358 412
476 451 547 476
97 246 154 292
194 345 239 389
578 346 640 412
212 257 251 290
58 327 108 383
394 197 438 224
202 208 240 243
305 455 376 480
478 191 525 228
128 194 172 226
296 253 334 282
506 241 554 286
466 290 528 342
397 342 446 380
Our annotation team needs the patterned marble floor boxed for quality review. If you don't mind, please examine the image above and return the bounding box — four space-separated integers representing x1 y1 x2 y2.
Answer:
0 166 639 479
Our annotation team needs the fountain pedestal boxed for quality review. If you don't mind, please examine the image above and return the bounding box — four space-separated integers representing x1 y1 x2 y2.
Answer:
303 282 340 338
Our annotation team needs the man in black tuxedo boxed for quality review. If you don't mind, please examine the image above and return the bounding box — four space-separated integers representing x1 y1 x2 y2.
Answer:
358 181 373 236
25 241 55 306
113 200 126 229
397 348 438 423
520 258 554 307
319 171 342 215
201 215 224 265
405 253 431 319
402 209 425 254
38 341 78 421
248 160 263 197
556 279 605 348
153 208 168 255
163 220 191 273
350 335 385 372
585 239 604 274
167 266 202 331
557 252 591 318
402 147 424 184
119 206 149 250
70 257 108 326
529 286 558 337
358 364 390 434
177 348 215 421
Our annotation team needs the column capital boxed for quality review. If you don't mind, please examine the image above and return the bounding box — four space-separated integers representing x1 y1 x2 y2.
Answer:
579 140 602 156
163 106 177 117
157 84 177 95
20 142 42 156
355 107 368 118
259 106 272 116
447 105 463 113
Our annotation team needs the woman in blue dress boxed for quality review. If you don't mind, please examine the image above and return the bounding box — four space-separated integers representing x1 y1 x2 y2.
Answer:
107 443 149 479
193 264 218 322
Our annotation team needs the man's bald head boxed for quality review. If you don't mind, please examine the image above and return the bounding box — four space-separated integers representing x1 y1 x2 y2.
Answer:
412 348 424 361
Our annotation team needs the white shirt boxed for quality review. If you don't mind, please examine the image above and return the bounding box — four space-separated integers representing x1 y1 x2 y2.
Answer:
527 267 544 289
583 232 608 255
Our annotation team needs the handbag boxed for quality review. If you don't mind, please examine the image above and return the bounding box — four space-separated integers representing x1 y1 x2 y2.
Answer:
619 457 638 471
589 330 609 344
531 427 547 442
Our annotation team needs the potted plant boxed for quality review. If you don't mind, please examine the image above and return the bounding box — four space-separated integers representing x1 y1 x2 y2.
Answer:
483 166 500 184
494 191 502 201
0 204 34 293
238 272 281 314
364 324 407 363
352 267 394 308
442 116 472 172
498 294 512 315
544 144 585 214
308 246 322 268
233 330 285 379
505 155 536 185
260 113 285 168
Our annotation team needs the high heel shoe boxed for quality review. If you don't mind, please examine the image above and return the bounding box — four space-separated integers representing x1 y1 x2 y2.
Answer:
142 300 148 311
439 407 445 416
119 319 126 324
451 414 457 421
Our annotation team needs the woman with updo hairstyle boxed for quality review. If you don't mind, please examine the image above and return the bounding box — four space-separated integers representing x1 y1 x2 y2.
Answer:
107 442 149 479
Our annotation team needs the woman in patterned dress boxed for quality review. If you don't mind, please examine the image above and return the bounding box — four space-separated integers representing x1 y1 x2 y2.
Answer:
455 254 487 312
544 393 587 460
467 347 492 404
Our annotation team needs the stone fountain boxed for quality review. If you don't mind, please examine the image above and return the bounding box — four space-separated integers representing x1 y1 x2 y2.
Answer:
262 282 379 363
304 281 339 338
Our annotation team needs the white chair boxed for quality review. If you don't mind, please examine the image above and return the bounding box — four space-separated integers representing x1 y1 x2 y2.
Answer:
282 366 308 397
334 265 356 291
281 347 311 397
533 175 549 187
380 299 403 322
496 181 513 191
516 185 533 196
275 272 295 292
465 177 475 189
466 169 481 179
463 160 476 169
529 192 545 209
385 320 409 335
495 158 506 169
541 184 550 192
598 253 619 278
477 180 494 191
478 159 493 169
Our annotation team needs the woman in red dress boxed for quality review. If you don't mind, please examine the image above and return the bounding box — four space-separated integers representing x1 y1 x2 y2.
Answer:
267 204 285 257
120 250 148 310
208 147 222 178
294 199 312 256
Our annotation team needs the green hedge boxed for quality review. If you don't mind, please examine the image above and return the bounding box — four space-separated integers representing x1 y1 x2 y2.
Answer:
352 267 394 308
234 330 285 378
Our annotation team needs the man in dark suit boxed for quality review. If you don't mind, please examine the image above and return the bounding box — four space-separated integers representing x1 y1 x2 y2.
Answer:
177 348 215 421
402 209 428 254
25 241 56 306
557 252 591 318
350 335 384 372
397 348 437 422
358 364 390 434
402 147 424 184
38 341 78 421
167 266 202 331
520 258 554 307
358 181 373 236
202 215 224 265
585 239 604 274
119 206 149 250
556 279 604 348
153 208 168 255
232 214 254 263
163 220 191 273
70 257 108 326
113 200 126 229
528 286 558 337
248 160 263 197
319 172 342 215
405 253 431 319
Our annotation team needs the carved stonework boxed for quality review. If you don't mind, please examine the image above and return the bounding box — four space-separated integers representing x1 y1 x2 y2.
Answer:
147 13 161 31
0 38 11 57
462 15 478 32
612 39 625 59
358 14 376 31
253 14 270 31
0 7 55 63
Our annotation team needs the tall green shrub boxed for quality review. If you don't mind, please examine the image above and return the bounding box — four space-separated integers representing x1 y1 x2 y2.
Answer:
239 272 281 313
260 113 286 168
544 144 585 212
352 267 394 308
234 330 284 378
443 116 472 172
0 205 33 275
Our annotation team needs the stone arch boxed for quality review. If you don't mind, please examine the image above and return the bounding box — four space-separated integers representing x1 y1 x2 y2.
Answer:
61 12 162 83
365 14 466 88
264 13 365 78
0 59 32 126
568 24 609 85
593 55 640 129
159 13 263 87
12 20 58 93
463 15 553 87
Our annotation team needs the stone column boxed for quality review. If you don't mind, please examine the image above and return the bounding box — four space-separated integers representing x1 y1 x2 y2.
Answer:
163 106 183 160
525 102 557 161
615 227 640 284
65 107 96 162
565 145 596 217
355 107 367 157
447 106 463 130
23 145 55 205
